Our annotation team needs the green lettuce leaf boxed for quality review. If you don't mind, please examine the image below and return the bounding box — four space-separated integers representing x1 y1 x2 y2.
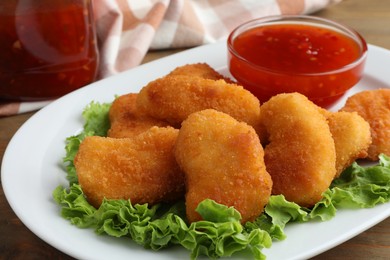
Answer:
82 101 111 136
53 185 271 259
309 155 390 221
196 198 242 222
53 184 97 227
244 195 309 241
62 101 111 184
329 155 390 208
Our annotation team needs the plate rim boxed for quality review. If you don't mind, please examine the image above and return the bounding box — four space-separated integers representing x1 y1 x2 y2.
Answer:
2 40 390 260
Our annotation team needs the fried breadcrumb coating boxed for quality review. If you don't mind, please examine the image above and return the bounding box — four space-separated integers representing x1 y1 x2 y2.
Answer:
75 126 184 208
341 89 390 160
136 75 261 128
167 63 235 83
175 109 272 223
260 93 336 207
108 93 170 138
327 111 371 177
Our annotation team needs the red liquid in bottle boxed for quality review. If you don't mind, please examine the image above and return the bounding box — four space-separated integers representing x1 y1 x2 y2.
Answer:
0 0 99 100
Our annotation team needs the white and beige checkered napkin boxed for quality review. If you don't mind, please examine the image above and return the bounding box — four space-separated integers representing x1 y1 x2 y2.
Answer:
0 0 341 116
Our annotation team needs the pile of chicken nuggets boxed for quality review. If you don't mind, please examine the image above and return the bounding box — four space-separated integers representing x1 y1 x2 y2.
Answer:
74 63 390 224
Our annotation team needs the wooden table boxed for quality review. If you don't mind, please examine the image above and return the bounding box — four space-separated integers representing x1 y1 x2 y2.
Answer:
1 0 390 258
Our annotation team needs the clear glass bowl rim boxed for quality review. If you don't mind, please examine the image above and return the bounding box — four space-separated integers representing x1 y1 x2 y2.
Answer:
227 15 368 76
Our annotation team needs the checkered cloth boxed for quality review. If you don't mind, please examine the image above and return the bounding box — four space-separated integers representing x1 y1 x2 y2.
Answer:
0 0 341 116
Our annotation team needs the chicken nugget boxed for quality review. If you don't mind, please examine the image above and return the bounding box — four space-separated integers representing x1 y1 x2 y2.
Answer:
75 126 184 208
341 89 390 160
260 93 336 207
175 109 272 223
327 111 371 177
108 93 170 138
167 63 235 83
136 75 261 128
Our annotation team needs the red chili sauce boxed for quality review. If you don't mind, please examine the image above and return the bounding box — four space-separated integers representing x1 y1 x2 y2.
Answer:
0 1 99 101
228 23 366 107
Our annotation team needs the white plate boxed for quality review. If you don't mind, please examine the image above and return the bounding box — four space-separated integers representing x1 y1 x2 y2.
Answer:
2 41 390 260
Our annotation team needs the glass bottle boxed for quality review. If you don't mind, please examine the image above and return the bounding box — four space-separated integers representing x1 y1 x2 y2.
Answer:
0 0 99 100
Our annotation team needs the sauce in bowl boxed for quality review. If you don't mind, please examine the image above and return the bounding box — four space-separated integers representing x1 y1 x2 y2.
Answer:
228 16 367 107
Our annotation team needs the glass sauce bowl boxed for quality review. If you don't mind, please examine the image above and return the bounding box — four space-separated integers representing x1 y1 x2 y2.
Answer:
227 15 367 108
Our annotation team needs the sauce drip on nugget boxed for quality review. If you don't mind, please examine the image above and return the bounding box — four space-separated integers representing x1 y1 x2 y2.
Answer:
75 126 184 208
175 109 272 224
260 93 336 207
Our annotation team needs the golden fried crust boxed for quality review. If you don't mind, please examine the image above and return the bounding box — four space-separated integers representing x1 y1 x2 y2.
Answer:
305 107 371 176
327 111 371 177
175 109 272 224
136 75 261 128
167 63 235 83
260 93 336 207
75 126 184 208
108 93 170 138
341 89 390 160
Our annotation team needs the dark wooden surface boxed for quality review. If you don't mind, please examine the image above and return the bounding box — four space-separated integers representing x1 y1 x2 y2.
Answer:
1 0 390 259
